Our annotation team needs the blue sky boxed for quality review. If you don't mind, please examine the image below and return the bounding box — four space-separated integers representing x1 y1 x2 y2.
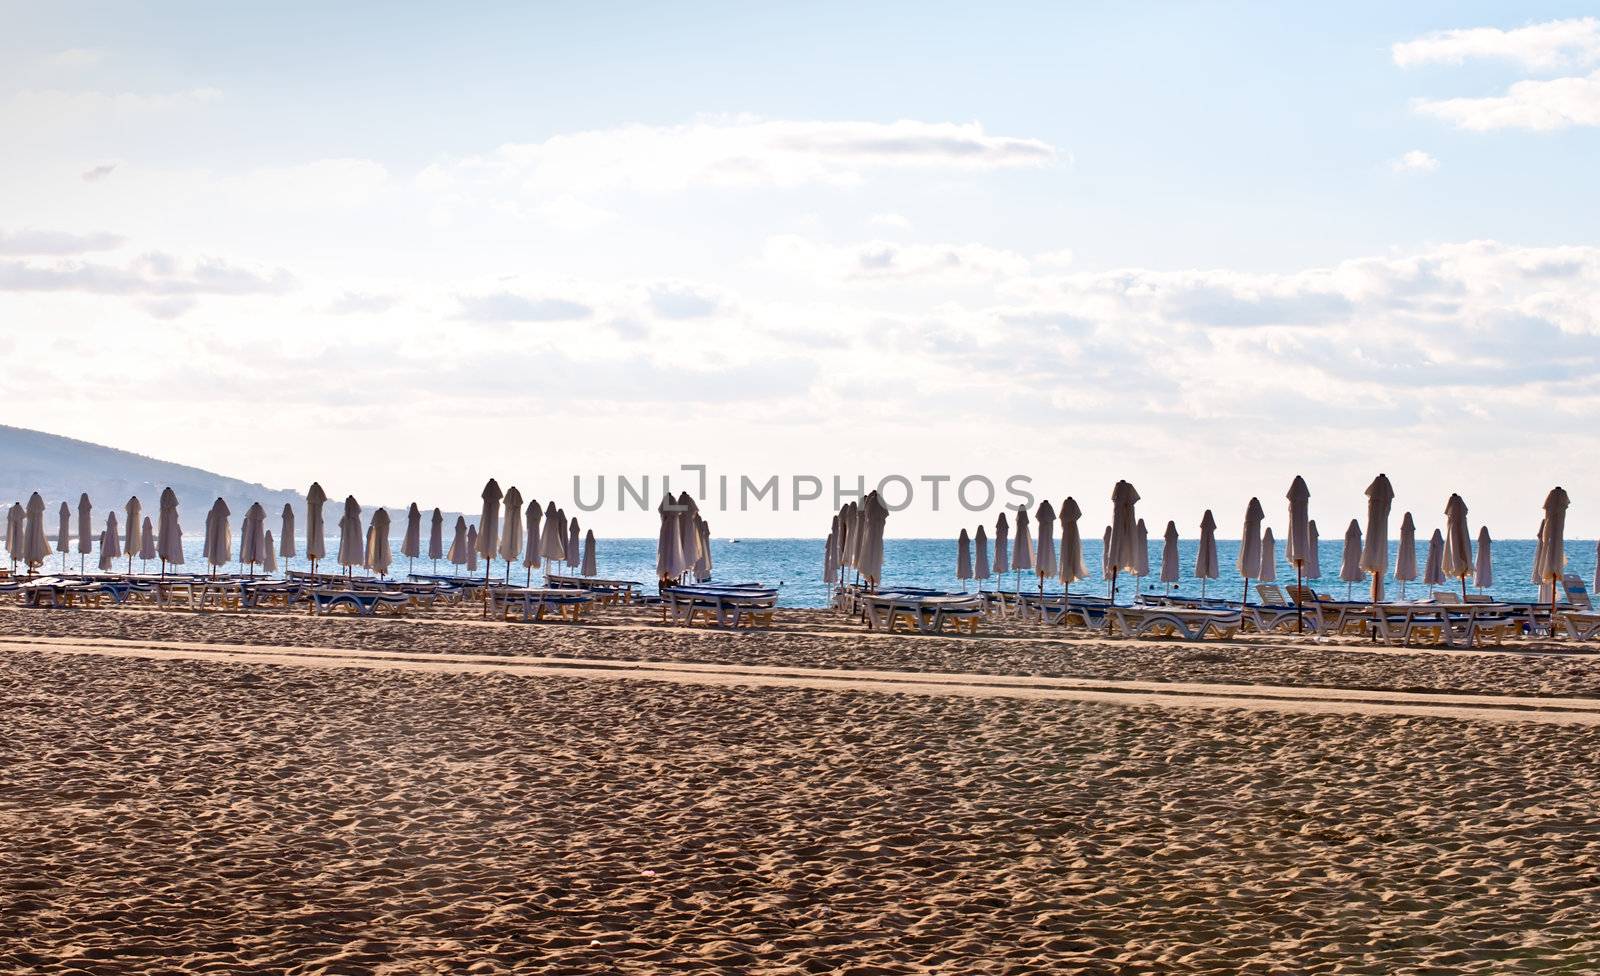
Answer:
2 2 1599 537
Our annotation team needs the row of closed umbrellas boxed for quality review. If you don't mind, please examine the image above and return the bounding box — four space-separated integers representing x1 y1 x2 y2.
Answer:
3 479 600 582
932 475 1575 604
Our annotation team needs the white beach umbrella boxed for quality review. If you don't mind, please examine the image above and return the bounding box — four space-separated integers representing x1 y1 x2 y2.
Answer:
1303 519 1323 581
124 496 142 573
1108 480 1141 582
656 494 683 581
694 518 713 582
1258 528 1277 584
1394 512 1418 598
541 501 567 572
22 493 52 573
498 486 522 576
1476 527 1494 591
1361 474 1394 603
402 502 422 574
5 503 22 569
1101 526 1113 585
157 487 184 572
1011 507 1035 591
974 524 991 588
1442 494 1473 599
446 515 469 573
238 502 267 574
1160 521 1180 589
674 493 700 579
1339 519 1364 599
581 530 597 577
203 498 231 573
1285 476 1310 624
858 490 889 587
1194 510 1220 598
1535 488 1568 601
429 508 445 568
566 516 581 567
1422 529 1445 588
956 528 972 589
264 531 278 575
823 522 838 585
280 504 296 561
477 479 502 564
848 501 866 572
1057 499 1086 585
1532 518 1547 598
56 501 70 571
366 508 392 577
335 496 363 573
1236 497 1264 603
993 512 1010 577
466 525 478 573
1134 518 1149 583
1034 500 1057 586
522 499 542 584
139 516 156 566
834 505 851 574
77 493 93 572
102 511 122 566
305 482 328 568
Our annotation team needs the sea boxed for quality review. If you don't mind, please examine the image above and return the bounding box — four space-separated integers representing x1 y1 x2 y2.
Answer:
61 536 1586 608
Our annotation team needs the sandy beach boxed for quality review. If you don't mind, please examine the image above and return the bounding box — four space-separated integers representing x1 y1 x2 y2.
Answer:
3 608 1599 974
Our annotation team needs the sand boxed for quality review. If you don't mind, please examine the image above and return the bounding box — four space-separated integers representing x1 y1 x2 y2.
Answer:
2 605 1599 973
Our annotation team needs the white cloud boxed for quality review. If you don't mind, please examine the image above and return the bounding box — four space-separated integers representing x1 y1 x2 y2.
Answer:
80 163 118 182
418 117 1060 195
1393 18 1600 71
1390 149 1440 173
455 291 593 322
46 48 105 69
2 87 222 121
0 227 125 256
1414 69 1600 130
868 213 913 230
0 251 294 299
763 234 1032 283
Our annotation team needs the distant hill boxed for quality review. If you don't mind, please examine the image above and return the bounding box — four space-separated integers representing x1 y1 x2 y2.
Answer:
0 425 424 538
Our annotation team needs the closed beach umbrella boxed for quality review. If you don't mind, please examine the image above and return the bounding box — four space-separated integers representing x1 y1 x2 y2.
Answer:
447 516 469 573
280 504 296 561
1237 497 1264 604
1135 519 1150 580
1108 480 1141 580
581 529 597 577
1394 513 1418 598
834 505 851 575
522 500 542 584
695 517 713 582
1258 528 1277 584
56 502 70 571
1476 527 1494 591
1442 494 1472 598
139 516 156 566
239 502 267 574
656 494 683 581
1101 526 1113 584
956 528 972 589
1535 488 1568 595
264 531 278 574
1422 529 1445 588
124 496 142 572
366 508 392 577
1060 498 1088 589
498 486 522 576
1012 507 1035 586
858 490 889 587
6 503 22 569
203 498 231 573
477 479 502 565
1361 474 1394 602
566 516 581 567
674 493 700 578
974 524 991 588
22 493 52 573
823 521 838 585
1160 521 1180 588
993 513 1010 577
1034 500 1057 586
1285 476 1310 625
402 503 421 573
336 496 363 573
77 493 93 572
429 508 445 566
541 501 566 572
1531 519 1547 598
1304 520 1322 580
1339 519 1364 598
466 525 478 573
305 482 328 568
102 511 122 566
157 487 184 572
1195 510 1219 597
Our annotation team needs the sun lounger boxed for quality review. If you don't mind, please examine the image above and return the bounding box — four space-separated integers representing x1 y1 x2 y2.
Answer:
489 586 591 623
860 592 983 634
15 577 104 608
663 585 778 629
1107 605 1242 640
309 588 410 617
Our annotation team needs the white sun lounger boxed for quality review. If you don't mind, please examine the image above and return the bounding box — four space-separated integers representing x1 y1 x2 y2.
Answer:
1107 605 1242 641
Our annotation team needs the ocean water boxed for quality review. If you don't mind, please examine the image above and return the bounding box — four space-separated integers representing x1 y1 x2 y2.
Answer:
48 535 1591 608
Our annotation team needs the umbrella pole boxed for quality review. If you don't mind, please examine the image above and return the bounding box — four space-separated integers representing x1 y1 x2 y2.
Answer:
1550 575 1558 639
1461 576 1467 602
1295 562 1303 633
482 562 490 618
1109 570 1118 607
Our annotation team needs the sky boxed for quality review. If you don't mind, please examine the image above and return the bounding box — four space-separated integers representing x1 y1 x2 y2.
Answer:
2 1 1599 538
